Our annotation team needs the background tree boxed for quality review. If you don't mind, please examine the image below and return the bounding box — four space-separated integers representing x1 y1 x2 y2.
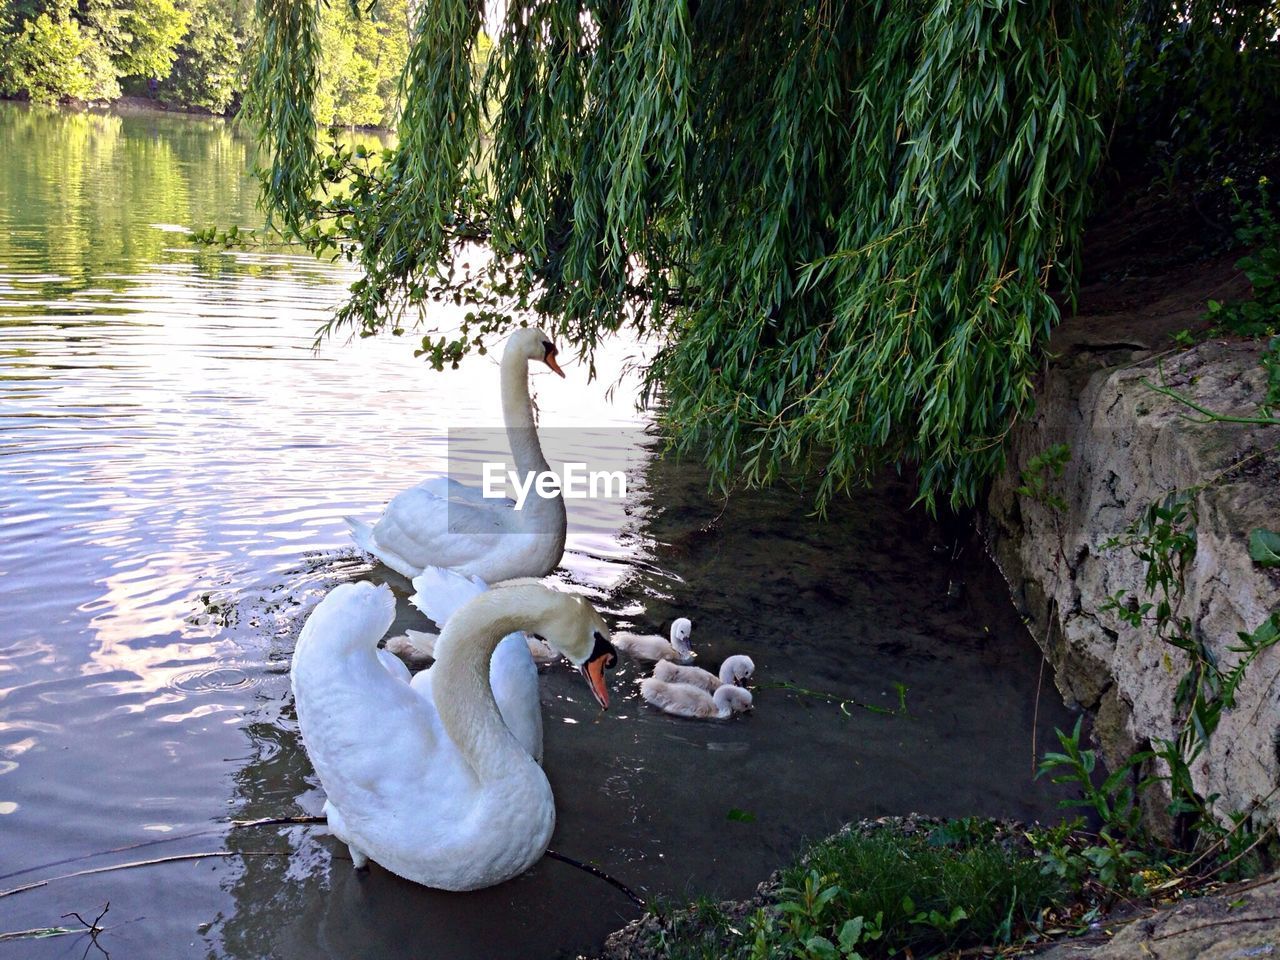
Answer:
0 0 411 120
162 0 249 114
0 0 119 101
83 0 189 80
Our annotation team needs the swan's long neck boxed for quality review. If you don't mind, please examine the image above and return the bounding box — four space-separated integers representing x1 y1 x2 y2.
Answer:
499 345 566 534
431 586 552 780
501 348 550 476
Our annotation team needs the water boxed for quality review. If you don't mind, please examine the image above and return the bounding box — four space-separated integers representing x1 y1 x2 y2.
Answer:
0 102 1074 959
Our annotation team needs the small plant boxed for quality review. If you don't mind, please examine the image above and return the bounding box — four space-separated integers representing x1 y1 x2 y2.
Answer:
1261 338 1280 416
1037 717 1151 841
768 870 884 960
1206 176 1280 339
1015 443 1072 512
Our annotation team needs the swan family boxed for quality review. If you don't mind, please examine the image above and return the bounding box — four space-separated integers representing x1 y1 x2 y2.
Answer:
292 327 754 894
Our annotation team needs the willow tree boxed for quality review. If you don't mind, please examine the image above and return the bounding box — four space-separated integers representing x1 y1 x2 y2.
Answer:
249 0 1120 509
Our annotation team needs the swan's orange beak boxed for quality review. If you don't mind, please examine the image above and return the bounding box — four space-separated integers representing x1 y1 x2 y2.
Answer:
543 347 566 378
580 658 610 710
578 633 617 710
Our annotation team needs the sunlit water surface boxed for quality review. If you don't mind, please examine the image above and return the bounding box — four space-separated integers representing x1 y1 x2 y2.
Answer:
0 102 1074 959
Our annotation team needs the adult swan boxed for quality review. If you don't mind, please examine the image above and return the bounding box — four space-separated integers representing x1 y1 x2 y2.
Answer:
291 580 617 891
346 327 568 581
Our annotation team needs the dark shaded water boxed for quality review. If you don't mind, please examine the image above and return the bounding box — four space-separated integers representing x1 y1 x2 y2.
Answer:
0 102 1074 959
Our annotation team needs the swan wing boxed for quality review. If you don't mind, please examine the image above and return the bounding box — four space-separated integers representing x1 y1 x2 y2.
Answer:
418 475 516 509
377 648 413 684
410 565 489 628
353 481 522 576
292 584 446 807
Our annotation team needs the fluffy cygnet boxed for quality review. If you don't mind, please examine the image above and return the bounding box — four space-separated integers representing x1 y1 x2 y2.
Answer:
612 617 694 664
653 654 755 693
639 676 753 719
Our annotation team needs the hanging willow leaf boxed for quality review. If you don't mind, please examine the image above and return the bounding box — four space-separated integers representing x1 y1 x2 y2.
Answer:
243 1 1276 510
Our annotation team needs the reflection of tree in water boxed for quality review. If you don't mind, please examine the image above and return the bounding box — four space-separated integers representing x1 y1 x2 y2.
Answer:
0 104 387 311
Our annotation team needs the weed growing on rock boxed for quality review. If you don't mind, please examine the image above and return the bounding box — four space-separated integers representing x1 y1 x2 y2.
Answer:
1014 443 1073 512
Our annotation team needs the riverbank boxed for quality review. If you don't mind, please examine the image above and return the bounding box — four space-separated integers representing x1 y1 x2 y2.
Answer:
587 216 1280 957
987 256 1280 830
589 813 1280 960
0 94 397 134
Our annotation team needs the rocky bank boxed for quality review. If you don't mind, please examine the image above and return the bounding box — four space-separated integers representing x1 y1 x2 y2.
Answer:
986 259 1280 826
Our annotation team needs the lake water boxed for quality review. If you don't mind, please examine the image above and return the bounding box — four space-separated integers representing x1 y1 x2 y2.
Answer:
0 102 1075 959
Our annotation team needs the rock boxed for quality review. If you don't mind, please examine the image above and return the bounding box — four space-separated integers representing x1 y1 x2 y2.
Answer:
986 282 1280 826
1025 874 1280 959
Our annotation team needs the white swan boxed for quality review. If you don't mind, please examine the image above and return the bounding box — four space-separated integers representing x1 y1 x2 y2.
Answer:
639 676 754 719
653 654 754 693
346 327 568 581
291 580 617 891
612 617 694 663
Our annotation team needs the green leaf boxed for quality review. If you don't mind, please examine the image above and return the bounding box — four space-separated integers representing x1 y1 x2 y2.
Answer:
1248 528 1280 567
837 917 864 951
804 935 838 960
727 808 756 823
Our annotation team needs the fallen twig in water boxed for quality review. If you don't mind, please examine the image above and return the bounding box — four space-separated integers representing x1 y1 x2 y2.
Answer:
64 901 111 958
0 924 89 943
544 850 645 909
0 815 325 885
0 901 111 958
230 815 328 828
0 852 287 900
758 679 909 716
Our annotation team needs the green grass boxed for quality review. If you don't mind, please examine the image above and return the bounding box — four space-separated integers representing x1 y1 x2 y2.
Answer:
632 819 1065 960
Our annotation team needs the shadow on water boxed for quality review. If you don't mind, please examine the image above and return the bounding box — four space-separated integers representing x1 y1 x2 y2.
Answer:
206 438 1075 960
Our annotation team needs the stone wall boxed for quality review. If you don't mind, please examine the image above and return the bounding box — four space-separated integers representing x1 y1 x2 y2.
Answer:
985 288 1280 824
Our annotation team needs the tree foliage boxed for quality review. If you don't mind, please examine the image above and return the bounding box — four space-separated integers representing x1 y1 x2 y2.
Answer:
83 0 190 79
248 0 1135 509
84 0 1277 510
1117 1 1280 176
0 0 410 122
162 0 248 113
0 0 119 102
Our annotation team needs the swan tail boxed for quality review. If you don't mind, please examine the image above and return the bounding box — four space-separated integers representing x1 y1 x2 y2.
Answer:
409 565 488 628
345 515 376 553
346 515 423 578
